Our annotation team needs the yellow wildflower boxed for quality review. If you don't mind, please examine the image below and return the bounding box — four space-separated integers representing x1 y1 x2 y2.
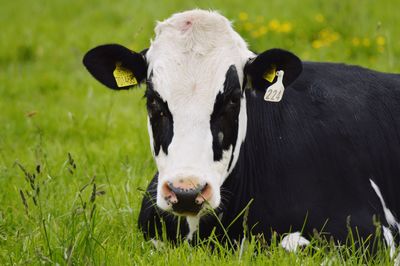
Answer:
269 19 280 31
312 40 323 49
279 22 292 33
315 14 325 23
316 28 340 47
376 36 385 46
239 12 248 21
328 32 340 42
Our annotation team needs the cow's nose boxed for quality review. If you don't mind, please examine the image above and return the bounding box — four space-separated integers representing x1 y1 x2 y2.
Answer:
162 178 212 215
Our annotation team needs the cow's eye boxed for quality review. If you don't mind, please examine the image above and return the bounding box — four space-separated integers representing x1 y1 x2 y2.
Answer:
224 94 241 111
228 97 240 106
147 97 171 122
145 80 169 118
149 105 161 116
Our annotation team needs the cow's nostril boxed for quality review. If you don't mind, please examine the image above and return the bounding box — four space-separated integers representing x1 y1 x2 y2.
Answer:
162 182 177 205
195 183 212 205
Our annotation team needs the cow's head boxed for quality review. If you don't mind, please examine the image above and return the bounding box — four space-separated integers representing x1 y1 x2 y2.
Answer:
83 10 302 217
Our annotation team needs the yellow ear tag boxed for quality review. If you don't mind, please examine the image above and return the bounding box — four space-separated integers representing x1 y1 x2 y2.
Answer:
264 70 285 102
263 65 277 83
113 62 138 87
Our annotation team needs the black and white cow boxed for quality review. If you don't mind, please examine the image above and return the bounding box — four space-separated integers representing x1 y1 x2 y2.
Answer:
83 10 400 255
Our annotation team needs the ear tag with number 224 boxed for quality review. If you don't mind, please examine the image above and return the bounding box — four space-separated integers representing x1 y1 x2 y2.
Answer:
264 70 285 102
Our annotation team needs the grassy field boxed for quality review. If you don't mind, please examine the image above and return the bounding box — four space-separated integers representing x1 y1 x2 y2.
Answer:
1 0 400 264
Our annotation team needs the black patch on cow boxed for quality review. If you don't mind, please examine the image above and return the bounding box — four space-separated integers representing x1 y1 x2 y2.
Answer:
83 44 147 90
145 79 173 155
210 65 241 164
244 48 302 91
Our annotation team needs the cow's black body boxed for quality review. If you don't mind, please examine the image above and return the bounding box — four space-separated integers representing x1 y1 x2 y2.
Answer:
138 62 400 244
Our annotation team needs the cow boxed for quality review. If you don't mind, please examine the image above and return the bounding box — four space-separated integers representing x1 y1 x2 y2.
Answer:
83 9 400 255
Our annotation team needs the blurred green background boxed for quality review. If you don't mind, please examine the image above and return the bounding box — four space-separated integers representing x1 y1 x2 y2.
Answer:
1 0 399 264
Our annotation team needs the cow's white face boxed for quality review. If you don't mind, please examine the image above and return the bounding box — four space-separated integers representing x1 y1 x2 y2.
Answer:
145 10 253 215
83 9 302 218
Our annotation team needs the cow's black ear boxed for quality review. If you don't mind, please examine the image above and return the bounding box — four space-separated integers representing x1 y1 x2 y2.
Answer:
244 48 302 91
83 44 147 90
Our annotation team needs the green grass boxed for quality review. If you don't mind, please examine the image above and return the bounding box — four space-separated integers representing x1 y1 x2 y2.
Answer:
1 0 399 264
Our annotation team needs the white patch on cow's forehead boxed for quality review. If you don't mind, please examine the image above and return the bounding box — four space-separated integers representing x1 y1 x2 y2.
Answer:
146 9 253 106
151 9 248 55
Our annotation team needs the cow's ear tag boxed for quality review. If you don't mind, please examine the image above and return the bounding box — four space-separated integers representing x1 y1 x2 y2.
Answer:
113 62 138 87
264 70 285 102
